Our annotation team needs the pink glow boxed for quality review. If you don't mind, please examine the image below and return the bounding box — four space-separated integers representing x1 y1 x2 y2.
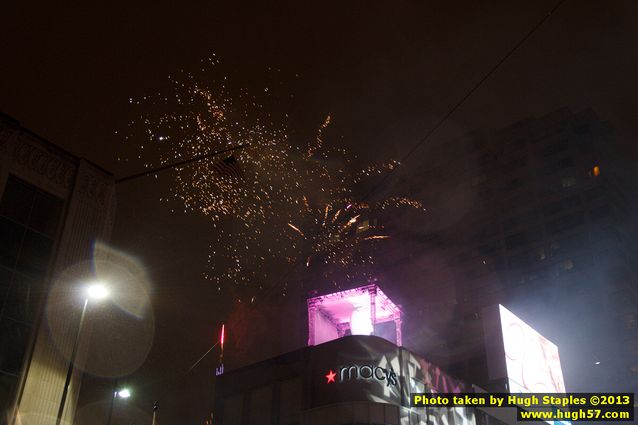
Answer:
220 323 225 347
307 284 402 346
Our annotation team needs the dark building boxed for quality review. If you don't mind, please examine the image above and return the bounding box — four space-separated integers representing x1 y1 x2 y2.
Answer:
213 335 512 425
0 114 116 424
404 109 638 395
214 284 572 425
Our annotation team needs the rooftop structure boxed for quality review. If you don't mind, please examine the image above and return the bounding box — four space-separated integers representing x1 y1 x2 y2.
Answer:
307 284 402 346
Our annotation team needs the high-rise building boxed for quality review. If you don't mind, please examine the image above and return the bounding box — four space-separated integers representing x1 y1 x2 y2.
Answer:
404 108 638 395
0 113 116 424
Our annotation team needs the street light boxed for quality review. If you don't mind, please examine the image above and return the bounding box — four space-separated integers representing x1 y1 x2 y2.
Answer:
87 283 109 300
107 387 132 425
54 282 109 425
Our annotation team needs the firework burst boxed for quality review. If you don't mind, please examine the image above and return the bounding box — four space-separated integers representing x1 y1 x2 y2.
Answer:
124 59 425 298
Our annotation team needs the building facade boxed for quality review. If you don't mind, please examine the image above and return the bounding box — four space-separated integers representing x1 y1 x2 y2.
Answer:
404 109 638 395
0 114 116 424
214 335 509 425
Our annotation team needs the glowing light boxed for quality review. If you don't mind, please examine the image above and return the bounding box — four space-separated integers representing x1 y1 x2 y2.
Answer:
86 283 109 300
591 165 600 177
220 323 225 348
350 306 374 335
117 388 131 399
287 223 305 236
325 369 336 384
340 215 360 232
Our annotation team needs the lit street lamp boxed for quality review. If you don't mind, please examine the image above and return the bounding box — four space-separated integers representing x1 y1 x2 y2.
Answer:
107 387 132 425
54 283 109 425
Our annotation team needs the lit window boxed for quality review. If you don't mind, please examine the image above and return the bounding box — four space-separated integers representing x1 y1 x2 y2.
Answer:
589 165 600 177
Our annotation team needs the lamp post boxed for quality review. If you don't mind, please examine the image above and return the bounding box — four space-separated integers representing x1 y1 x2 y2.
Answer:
54 283 109 425
107 388 131 425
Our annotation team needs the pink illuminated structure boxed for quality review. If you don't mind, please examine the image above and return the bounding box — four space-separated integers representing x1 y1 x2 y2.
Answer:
307 284 402 346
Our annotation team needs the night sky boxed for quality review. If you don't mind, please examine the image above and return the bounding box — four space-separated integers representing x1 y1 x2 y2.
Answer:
2 1 638 424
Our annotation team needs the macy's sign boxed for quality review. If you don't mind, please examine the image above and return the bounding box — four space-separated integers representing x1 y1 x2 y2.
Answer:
325 365 398 386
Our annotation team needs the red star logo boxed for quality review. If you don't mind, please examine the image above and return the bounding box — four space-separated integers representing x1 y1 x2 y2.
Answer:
325 369 336 384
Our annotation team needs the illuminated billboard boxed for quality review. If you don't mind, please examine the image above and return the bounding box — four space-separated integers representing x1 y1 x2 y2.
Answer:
500 305 566 393
483 304 566 394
